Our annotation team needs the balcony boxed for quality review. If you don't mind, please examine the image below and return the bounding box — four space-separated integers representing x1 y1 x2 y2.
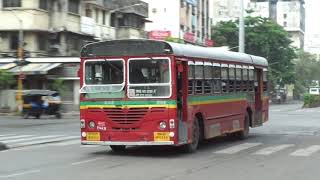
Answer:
0 9 49 31
116 27 147 39
114 0 148 18
83 0 117 10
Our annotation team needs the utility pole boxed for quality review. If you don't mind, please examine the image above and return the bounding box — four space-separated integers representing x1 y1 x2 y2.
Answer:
9 9 24 113
239 0 245 53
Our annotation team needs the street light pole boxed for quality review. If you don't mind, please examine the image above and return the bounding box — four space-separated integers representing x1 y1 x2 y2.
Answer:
239 0 245 53
9 9 24 113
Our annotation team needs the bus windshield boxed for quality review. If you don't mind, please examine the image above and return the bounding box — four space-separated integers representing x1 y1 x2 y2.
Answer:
80 59 125 98
128 58 171 98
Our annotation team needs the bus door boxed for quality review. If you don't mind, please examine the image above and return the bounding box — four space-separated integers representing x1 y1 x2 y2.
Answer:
176 61 188 144
253 68 263 127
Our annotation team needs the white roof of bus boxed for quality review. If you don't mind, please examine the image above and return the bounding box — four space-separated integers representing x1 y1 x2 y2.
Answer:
166 41 268 67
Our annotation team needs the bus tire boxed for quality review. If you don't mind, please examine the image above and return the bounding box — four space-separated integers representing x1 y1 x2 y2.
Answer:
237 112 250 139
181 117 200 153
110 145 126 152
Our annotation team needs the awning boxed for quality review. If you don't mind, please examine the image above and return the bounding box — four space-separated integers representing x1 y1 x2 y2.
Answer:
0 63 17 70
8 63 61 75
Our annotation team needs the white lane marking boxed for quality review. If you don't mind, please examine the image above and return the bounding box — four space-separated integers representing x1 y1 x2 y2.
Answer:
51 140 80 146
2 135 62 143
0 149 11 153
81 145 101 148
270 109 281 112
290 145 320 157
9 136 78 148
0 134 15 137
215 143 262 154
0 169 40 178
253 144 295 155
0 135 33 141
71 157 104 166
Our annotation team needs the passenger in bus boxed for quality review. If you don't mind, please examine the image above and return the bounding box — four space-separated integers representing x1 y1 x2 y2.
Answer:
131 69 146 83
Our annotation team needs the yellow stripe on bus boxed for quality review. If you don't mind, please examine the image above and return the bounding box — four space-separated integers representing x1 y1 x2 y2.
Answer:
80 104 177 110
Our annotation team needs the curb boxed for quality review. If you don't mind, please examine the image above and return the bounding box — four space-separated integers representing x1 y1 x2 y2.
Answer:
0 142 8 151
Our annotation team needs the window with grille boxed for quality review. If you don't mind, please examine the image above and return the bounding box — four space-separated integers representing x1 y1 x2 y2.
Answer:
39 0 48 10
195 63 204 94
188 63 194 95
3 0 21 7
68 0 79 14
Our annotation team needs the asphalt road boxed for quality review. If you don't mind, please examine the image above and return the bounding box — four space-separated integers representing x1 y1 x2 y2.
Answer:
1 103 320 180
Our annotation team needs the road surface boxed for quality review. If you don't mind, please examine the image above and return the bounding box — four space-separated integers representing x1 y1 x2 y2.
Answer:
0 103 320 180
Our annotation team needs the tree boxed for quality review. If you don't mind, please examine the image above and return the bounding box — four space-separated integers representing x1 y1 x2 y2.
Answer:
0 69 15 90
211 16 296 88
51 79 68 96
294 51 320 96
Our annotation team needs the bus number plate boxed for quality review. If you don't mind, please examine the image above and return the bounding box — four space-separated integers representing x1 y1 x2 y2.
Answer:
154 132 170 142
86 132 100 141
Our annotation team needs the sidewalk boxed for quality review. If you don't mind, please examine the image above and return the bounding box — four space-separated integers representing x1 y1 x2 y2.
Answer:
0 111 79 117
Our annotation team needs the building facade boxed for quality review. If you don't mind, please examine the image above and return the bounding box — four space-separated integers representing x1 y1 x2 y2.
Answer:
142 0 214 47
0 0 149 58
211 0 305 49
0 0 149 111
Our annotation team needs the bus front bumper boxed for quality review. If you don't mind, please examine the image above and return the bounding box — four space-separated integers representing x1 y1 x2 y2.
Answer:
81 140 175 146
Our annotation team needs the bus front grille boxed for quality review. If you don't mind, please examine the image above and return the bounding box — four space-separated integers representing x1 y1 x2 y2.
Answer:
104 108 148 125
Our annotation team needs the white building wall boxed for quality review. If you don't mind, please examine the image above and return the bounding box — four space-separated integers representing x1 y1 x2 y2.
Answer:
142 0 180 38
277 1 301 30
212 0 250 25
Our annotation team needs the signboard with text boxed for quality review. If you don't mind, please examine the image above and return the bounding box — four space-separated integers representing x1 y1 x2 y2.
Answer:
183 32 195 43
148 31 171 40
205 39 214 47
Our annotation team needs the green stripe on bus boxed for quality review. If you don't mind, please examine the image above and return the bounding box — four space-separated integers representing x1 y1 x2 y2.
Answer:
188 94 246 105
80 100 177 108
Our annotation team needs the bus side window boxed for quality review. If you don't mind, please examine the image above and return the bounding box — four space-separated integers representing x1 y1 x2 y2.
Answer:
188 62 195 95
242 66 249 92
229 64 235 93
213 63 221 94
248 67 254 92
221 64 228 93
195 62 204 94
236 65 242 93
204 62 212 94
263 68 268 92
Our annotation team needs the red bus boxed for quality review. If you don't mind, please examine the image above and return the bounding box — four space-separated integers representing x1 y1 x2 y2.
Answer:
79 39 268 153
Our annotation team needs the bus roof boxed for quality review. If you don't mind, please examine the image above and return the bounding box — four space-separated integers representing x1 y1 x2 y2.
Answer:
81 39 268 67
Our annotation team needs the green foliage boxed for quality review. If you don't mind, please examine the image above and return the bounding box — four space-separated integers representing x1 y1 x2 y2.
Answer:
0 69 15 89
211 16 296 88
51 79 67 96
294 51 320 96
303 94 320 108
165 37 185 44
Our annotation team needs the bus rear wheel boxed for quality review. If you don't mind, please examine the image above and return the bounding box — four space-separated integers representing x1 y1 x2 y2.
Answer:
236 112 250 139
181 117 200 153
110 145 126 152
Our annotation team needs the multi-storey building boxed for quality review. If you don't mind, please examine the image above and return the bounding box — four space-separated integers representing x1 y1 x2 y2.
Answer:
0 0 149 111
0 0 149 58
142 0 214 47
211 0 305 49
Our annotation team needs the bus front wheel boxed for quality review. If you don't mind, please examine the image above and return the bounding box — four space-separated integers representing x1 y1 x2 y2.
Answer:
110 145 126 152
181 117 200 153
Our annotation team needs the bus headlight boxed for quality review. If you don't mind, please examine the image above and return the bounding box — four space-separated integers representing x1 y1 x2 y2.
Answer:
169 119 175 129
80 119 85 128
89 121 95 128
159 121 167 129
